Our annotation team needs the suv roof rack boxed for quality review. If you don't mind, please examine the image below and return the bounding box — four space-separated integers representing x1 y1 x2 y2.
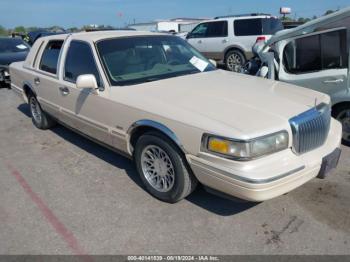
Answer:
214 13 271 19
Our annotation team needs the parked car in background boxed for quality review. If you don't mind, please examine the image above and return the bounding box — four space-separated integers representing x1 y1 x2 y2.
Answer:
10 31 342 203
0 37 30 88
246 7 350 145
186 14 283 72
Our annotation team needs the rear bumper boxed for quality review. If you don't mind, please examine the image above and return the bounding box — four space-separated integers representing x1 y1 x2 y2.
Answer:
187 119 342 202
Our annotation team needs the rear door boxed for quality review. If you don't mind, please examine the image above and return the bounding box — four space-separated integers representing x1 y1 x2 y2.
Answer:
278 29 349 103
35 39 64 118
233 18 263 53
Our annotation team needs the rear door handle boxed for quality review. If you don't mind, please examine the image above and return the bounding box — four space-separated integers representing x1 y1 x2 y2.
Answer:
222 39 228 43
34 77 40 85
197 40 202 44
59 86 70 96
323 78 344 84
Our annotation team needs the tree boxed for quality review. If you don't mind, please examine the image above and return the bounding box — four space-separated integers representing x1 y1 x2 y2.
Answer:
0 25 7 36
14 26 26 33
324 10 335 16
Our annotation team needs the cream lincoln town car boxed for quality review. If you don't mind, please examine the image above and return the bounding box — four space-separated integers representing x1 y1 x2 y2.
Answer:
10 31 342 203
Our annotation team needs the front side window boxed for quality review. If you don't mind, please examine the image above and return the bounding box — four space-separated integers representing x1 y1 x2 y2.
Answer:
234 18 262 36
64 41 102 87
97 35 216 86
39 40 63 75
283 29 348 74
190 23 208 38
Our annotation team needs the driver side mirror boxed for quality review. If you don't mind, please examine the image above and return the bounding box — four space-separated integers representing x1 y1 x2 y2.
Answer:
186 33 192 39
76 74 99 95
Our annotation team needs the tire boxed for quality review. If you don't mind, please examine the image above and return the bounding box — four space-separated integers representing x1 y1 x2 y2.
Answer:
332 103 350 146
225 49 246 72
28 92 56 130
134 132 198 203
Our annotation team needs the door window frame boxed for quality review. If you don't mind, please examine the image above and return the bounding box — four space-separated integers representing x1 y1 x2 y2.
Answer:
188 21 228 39
62 39 104 90
38 39 65 78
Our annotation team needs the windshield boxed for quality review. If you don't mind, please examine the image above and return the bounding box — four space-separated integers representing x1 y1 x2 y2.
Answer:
96 35 216 86
0 38 30 53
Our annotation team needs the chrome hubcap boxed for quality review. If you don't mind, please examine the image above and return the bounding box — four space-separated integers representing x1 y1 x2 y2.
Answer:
30 97 42 124
227 53 242 72
337 109 350 143
141 145 175 193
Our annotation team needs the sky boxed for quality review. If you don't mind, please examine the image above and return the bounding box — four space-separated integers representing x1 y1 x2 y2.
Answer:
0 0 349 29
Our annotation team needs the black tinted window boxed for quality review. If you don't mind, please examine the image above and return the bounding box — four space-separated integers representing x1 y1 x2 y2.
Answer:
234 19 262 36
321 30 348 69
64 41 101 86
39 40 63 74
283 30 348 74
262 18 283 35
206 21 228 37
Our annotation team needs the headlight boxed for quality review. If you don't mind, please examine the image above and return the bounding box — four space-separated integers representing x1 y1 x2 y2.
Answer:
202 131 289 160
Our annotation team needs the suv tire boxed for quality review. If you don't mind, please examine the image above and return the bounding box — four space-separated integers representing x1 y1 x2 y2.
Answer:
225 49 246 72
332 104 350 146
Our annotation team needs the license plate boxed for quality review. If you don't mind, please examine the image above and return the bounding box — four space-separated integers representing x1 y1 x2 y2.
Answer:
317 148 342 179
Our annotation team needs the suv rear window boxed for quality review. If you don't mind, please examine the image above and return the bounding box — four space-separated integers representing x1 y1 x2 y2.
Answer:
39 40 63 75
234 18 283 36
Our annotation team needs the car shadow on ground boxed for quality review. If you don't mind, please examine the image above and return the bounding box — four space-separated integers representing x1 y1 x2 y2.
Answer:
17 103 257 216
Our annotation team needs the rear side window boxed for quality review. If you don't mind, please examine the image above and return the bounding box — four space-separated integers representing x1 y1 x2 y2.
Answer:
64 41 102 87
262 18 283 35
206 21 228 37
283 29 348 74
39 40 63 75
234 18 262 36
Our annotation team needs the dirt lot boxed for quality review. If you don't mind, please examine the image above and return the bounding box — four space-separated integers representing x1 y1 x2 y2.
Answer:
0 88 349 255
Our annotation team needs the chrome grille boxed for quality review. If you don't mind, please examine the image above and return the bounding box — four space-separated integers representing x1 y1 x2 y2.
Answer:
289 103 331 154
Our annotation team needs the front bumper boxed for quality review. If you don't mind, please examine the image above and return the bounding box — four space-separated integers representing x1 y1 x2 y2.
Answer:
187 119 342 202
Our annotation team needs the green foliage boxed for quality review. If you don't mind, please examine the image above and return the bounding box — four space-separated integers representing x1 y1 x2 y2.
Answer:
0 25 7 36
14 26 26 33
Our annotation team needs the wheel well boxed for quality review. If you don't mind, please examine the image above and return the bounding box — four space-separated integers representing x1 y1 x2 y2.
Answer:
332 101 350 117
129 125 184 155
224 47 245 62
23 84 35 101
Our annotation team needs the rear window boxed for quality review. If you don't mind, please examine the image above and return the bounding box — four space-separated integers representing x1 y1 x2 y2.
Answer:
234 18 283 36
39 40 63 75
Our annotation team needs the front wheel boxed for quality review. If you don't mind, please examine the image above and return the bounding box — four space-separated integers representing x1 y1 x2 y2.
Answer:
333 104 350 146
225 50 246 72
28 93 56 130
134 132 197 203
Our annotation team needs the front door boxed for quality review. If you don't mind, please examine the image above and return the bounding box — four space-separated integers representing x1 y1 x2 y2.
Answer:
56 40 111 145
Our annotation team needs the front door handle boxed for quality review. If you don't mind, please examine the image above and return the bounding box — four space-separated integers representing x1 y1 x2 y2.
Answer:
34 77 40 85
59 86 70 96
323 78 344 84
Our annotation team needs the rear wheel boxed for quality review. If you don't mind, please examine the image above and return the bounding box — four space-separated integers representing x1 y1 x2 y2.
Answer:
28 93 56 130
333 104 350 146
134 132 197 203
225 49 246 72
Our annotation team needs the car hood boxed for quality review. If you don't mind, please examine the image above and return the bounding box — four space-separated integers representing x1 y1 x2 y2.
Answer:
111 70 329 139
0 51 28 66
